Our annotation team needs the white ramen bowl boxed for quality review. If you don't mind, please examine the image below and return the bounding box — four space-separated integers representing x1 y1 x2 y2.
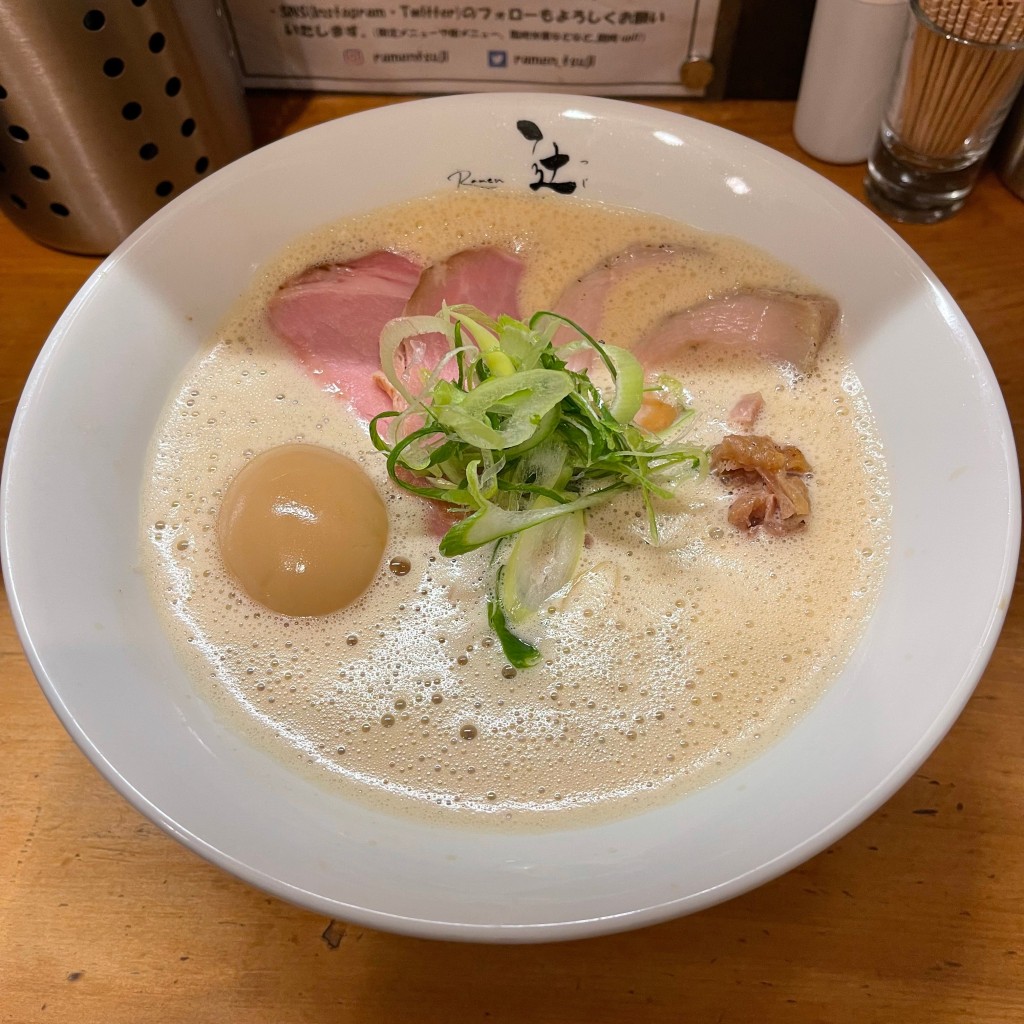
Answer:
2 94 1018 943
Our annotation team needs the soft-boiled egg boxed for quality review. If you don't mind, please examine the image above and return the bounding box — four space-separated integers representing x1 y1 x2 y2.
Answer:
217 443 388 616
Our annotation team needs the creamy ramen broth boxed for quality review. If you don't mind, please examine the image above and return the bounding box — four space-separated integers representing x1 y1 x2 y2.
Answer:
141 191 890 829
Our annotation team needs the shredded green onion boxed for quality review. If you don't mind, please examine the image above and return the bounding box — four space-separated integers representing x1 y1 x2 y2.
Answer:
370 304 707 668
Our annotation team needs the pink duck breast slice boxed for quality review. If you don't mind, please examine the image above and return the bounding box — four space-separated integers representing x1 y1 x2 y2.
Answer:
551 243 702 341
396 246 526 396
548 243 704 372
404 246 525 320
267 250 424 419
633 289 840 375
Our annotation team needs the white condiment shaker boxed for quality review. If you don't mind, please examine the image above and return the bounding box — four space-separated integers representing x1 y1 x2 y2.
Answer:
794 0 909 164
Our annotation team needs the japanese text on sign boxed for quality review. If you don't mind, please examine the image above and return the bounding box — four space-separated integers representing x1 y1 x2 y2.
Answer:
223 1 724 97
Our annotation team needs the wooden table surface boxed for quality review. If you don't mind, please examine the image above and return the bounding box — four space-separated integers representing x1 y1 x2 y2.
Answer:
2 95 1022 1024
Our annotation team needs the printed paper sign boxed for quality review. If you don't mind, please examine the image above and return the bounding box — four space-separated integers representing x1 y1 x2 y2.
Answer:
223 1 724 97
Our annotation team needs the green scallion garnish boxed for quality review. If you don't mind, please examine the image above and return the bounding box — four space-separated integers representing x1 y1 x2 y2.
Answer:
370 305 707 668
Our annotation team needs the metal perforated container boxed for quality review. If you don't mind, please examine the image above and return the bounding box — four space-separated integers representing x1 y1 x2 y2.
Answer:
0 1 251 255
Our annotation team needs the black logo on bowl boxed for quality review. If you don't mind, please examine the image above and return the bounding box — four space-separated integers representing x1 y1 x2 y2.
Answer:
445 120 584 194
517 119 578 195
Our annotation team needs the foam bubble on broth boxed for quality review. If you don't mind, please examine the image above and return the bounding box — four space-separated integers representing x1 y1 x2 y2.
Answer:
140 190 890 830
